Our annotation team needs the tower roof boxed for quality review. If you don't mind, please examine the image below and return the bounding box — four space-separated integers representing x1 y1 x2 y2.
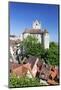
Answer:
44 29 48 33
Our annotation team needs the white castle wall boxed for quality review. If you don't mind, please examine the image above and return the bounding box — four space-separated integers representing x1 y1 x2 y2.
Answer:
37 34 42 43
23 32 49 49
23 33 29 39
22 20 49 49
23 33 42 44
43 33 49 49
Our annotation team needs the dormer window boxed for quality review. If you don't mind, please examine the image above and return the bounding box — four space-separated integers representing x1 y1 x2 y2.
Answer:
36 23 38 25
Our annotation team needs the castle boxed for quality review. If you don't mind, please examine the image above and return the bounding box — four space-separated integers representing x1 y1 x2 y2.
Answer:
22 20 49 49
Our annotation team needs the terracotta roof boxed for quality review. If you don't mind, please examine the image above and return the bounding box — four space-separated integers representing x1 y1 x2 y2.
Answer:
38 64 59 83
28 56 38 69
9 62 22 70
39 64 50 80
12 65 29 76
9 56 38 74
10 63 32 77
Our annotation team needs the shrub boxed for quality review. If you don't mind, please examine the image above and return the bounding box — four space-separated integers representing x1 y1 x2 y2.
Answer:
9 75 41 88
20 36 59 66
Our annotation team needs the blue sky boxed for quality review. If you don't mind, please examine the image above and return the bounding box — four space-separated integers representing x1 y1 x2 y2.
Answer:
9 2 59 42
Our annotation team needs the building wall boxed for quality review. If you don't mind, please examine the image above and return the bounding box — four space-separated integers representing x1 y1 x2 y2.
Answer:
43 33 49 49
23 33 30 39
23 33 42 43
23 32 49 49
10 36 20 41
33 24 41 29
19 34 23 41
32 20 41 29
37 34 42 43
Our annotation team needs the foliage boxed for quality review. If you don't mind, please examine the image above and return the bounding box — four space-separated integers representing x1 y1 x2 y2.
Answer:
42 42 59 65
22 35 45 58
48 42 59 66
9 75 41 87
20 36 59 66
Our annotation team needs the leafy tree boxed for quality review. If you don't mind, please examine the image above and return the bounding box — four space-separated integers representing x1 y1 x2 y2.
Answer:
41 42 59 66
20 36 59 66
22 35 45 58
48 42 59 66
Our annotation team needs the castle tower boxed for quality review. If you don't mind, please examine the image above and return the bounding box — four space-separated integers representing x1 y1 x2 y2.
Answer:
43 29 49 49
32 20 41 29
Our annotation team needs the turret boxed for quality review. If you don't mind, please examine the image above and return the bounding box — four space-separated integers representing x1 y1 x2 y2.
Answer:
32 20 41 29
43 29 49 49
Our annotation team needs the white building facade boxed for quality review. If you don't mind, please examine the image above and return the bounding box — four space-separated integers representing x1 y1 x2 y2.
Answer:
23 20 49 49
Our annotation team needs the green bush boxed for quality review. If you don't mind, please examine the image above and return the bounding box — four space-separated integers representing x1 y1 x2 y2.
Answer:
48 42 59 66
22 35 45 58
20 36 59 66
9 75 41 88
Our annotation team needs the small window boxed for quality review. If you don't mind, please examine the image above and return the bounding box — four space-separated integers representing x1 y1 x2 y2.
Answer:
36 23 38 26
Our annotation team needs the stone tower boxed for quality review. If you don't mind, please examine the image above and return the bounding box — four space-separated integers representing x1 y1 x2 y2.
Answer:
43 29 49 49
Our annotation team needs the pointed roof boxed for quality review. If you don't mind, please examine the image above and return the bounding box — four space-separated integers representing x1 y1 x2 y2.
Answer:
32 19 41 29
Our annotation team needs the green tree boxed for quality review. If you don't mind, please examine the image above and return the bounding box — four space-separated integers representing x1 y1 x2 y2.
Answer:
22 35 44 58
48 42 59 66
41 42 59 66
20 36 59 66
